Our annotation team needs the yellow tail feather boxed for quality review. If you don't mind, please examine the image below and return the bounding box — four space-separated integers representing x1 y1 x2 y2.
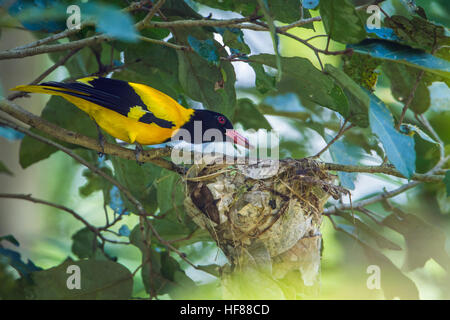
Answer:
10 85 88 96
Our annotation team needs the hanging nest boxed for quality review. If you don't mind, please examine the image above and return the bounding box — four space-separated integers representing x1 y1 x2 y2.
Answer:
183 157 347 298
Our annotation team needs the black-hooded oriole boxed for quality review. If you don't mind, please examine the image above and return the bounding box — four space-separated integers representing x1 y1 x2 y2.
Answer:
12 76 250 153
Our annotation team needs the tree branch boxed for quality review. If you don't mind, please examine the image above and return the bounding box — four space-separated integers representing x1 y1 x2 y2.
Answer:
320 163 444 182
0 35 110 60
0 193 128 245
323 181 421 215
0 99 181 171
140 0 166 27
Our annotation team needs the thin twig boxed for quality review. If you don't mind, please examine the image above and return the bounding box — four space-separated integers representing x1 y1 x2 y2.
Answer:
138 36 191 51
0 193 127 245
321 163 444 182
314 120 354 158
396 70 425 130
140 0 166 27
324 180 420 215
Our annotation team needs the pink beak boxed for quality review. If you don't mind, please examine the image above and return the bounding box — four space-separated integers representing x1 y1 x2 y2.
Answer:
226 129 252 149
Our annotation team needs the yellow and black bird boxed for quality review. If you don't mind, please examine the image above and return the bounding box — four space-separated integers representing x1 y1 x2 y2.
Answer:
12 77 250 158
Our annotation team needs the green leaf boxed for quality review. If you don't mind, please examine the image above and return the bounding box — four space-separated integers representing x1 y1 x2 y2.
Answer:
382 62 430 114
0 126 24 140
359 241 419 299
349 40 450 81
187 35 220 66
118 225 131 237
19 96 97 168
157 169 186 216
194 0 305 24
29 259 133 299
258 0 282 82
343 52 381 91
49 42 117 79
319 0 366 44
382 207 450 271
79 167 113 199
127 13 169 41
400 124 438 145
160 0 203 20
233 98 272 130
369 95 416 179
326 134 361 190
249 54 349 120
0 247 41 282
444 171 450 197
250 62 276 94
130 225 162 296
0 161 13 176
335 211 401 250
159 252 197 299
384 16 450 59
191 0 257 15
336 223 419 299
155 169 209 244
267 0 304 23
0 235 20 247
71 228 111 261
176 28 237 118
325 64 370 127
222 29 250 55
82 3 138 42
303 0 319 9
129 223 197 297
109 157 160 214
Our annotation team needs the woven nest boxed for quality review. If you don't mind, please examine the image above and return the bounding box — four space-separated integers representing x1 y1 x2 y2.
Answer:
183 157 346 295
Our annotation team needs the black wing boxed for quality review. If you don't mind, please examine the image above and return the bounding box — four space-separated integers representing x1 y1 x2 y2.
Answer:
41 77 174 128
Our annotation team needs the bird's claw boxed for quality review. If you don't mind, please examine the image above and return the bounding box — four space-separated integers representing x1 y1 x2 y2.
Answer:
95 121 106 157
134 143 144 166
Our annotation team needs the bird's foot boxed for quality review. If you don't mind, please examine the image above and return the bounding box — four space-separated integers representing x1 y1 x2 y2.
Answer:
134 142 144 166
95 122 106 157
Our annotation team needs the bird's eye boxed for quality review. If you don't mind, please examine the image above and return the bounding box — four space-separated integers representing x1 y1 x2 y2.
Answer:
217 116 226 125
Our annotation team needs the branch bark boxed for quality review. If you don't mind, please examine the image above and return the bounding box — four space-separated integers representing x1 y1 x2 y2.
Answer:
0 99 179 170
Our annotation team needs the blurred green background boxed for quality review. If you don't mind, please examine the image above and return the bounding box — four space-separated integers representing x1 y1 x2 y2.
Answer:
0 0 449 299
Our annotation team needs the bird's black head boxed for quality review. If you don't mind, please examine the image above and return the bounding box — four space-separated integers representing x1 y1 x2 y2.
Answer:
177 110 250 148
